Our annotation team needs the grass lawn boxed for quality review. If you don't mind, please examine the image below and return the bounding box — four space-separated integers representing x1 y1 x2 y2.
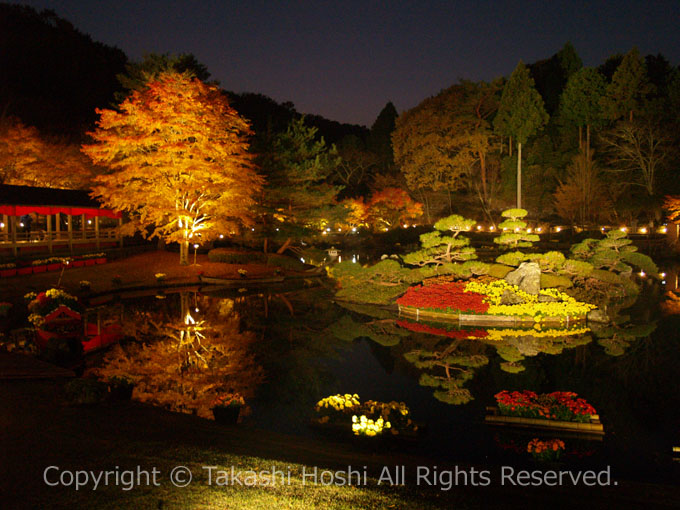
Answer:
0 250 287 303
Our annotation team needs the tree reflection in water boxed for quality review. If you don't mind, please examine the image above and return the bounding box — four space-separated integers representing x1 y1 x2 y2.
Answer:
327 300 658 406
89 291 265 419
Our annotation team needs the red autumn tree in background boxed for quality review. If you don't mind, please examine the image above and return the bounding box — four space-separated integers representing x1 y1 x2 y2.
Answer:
366 187 423 231
82 72 263 264
0 118 94 189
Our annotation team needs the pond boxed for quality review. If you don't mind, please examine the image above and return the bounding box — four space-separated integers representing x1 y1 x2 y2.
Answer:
84 275 680 483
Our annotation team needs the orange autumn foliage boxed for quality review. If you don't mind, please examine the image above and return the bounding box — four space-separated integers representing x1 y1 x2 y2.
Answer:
0 118 93 189
82 72 263 264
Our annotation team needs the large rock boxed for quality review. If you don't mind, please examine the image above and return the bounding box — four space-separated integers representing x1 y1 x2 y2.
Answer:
505 262 541 295
587 309 609 324
500 289 524 305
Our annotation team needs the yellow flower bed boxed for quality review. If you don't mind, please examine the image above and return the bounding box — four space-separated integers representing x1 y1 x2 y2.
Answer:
351 415 391 436
465 280 596 321
483 326 591 342
315 393 360 412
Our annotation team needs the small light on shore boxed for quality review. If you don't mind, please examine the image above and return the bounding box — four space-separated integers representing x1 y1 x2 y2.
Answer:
660 272 666 278
219 234 224 239
555 227 562 233
193 244 199 249
476 225 482 231
639 270 645 277
620 227 627 232
536 227 542 233
489 226 495 231
661 226 667 233
639 227 647 234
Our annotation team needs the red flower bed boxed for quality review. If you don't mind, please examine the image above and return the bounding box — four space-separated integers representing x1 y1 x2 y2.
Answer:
494 390 597 423
397 320 488 339
396 282 489 314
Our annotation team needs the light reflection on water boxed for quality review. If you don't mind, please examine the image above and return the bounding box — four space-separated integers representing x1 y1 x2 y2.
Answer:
86 277 680 480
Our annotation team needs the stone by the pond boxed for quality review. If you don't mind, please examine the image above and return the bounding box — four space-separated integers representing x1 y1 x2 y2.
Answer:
538 293 559 303
587 309 609 323
505 262 541 295
500 289 524 305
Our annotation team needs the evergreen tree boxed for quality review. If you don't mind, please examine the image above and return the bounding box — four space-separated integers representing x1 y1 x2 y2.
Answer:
600 48 654 122
368 102 398 173
264 117 343 252
494 61 548 208
559 67 607 152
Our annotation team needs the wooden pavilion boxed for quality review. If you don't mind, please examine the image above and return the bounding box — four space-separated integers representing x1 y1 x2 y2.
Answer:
0 184 122 257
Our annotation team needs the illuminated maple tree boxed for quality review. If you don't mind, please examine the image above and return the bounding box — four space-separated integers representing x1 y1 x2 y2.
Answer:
366 187 423 231
0 118 93 189
82 72 263 264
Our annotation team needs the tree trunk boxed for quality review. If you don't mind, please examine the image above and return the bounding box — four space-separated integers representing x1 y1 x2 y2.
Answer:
509 136 513 157
516 142 522 209
277 237 292 254
447 189 452 213
479 150 488 202
578 125 583 150
586 124 591 160
179 240 189 265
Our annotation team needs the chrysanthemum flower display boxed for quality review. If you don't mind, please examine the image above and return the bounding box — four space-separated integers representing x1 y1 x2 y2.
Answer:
494 390 596 423
527 438 565 461
397 278 596 321
313 394 417 437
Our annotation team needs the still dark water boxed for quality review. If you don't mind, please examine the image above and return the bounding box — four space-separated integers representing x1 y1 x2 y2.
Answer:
87 276 680 483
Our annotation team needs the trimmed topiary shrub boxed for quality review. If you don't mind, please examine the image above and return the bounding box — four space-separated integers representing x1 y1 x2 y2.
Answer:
403 214 477 267
208 249 267 264
540 273 573 288
494 209 539 250
265 253 307 271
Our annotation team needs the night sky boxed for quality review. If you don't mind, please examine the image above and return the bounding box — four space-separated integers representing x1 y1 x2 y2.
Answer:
14 0 680 126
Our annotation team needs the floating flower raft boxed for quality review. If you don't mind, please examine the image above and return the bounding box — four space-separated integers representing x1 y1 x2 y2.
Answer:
485 390 604 438
396 280 596 326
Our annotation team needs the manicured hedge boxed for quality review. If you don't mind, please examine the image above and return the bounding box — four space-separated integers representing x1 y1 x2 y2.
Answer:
207 249 266 264
265 253 306 270
207 249 308 270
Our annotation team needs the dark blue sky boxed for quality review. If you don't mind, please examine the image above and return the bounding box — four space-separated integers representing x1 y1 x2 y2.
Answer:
15 0 680 126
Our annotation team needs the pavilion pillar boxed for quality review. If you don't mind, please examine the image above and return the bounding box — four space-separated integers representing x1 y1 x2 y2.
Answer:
46 213 53 254
118 217 123 248
55 213 61 237
10 215 17 256
67 214 73 253
95 216 100 250
1 214 7 242
81 214 86 240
